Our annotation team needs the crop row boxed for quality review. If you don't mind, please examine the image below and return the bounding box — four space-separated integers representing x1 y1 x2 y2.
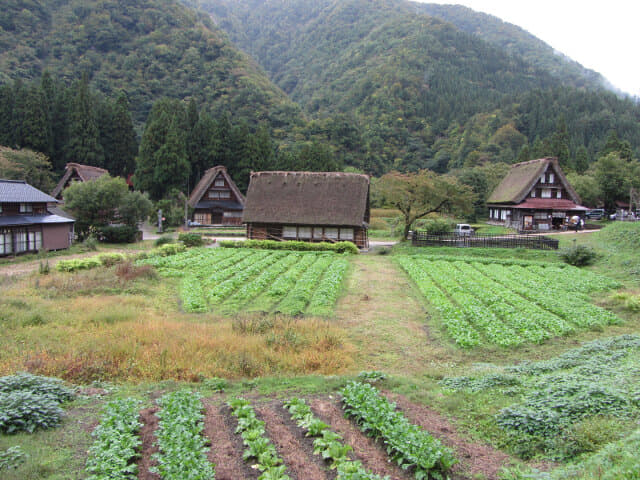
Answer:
148 248 348 316
152 390 215 480
398 255 621 347
229 397 290 480
85 398 142 480
396 256 480 347
284 397 387 480
340 381 456 479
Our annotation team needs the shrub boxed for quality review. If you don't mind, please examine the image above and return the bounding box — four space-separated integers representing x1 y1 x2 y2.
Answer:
177 232 204 247
154 235 175 247
219 239 359 254
97 252 126 267
56 257 102 272
559 245 598 266
0 446 27 472
98 225 139 244
0 391 65 433
414 217 455 234
82 235 99 251
0 372 75 402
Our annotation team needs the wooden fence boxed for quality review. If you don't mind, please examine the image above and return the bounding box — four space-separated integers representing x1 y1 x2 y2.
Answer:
411 231 559 250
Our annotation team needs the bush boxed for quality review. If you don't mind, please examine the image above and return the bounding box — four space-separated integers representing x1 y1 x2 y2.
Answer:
177 232 204 247
97 252 126 267
98 225 139 244
0 373 75 402
0 391 65 433
154 235 175 247
559 245 598 266
81 235 99 251
219 239 359 254
0 446 27 472
56 257 102 272
414 217 456 234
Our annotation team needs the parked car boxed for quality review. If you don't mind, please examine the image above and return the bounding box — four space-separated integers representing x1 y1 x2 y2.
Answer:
585 209 605 220
454 224 474 236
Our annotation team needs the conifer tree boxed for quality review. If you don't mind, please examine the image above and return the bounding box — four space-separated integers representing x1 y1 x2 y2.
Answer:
64 74 104 167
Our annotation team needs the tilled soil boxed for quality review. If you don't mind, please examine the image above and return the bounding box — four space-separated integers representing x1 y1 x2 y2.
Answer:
137 407 161 480
132 393 512 480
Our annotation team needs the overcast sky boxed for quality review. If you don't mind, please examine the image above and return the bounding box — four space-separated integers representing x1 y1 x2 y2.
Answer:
416 0 639 98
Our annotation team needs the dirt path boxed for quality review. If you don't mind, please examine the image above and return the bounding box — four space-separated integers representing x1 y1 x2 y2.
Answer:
335 255 458 375
137 407 161 480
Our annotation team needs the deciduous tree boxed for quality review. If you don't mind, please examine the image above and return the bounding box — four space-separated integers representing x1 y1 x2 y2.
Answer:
376 170 475 239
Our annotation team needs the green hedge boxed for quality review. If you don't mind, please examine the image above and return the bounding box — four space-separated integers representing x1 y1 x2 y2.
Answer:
177 232 204 247
98 225 140 243
219 239 359 254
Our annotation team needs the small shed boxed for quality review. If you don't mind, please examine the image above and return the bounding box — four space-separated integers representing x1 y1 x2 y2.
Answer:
242 171 370 248
188 166 245 226
51 163 109 200
487 157 588 231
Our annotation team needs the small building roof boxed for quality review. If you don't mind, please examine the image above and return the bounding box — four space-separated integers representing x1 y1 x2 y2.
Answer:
487 157 581 205
511 199 589 211
0 214 75 227
0 179 58 203
188 165 245 208
51 163 109 199
242 171 370 227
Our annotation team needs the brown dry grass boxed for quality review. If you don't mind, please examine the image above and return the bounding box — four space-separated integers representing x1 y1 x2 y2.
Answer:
0 269 354 382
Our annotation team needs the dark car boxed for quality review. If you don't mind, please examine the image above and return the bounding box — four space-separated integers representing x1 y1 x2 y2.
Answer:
585 209 605 220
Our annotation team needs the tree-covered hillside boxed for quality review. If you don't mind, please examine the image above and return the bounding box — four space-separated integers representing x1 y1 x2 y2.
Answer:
196 0 640 175
0 0 302 130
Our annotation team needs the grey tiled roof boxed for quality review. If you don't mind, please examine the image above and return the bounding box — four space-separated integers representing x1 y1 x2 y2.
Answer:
0 179 58 203
0 214 75 227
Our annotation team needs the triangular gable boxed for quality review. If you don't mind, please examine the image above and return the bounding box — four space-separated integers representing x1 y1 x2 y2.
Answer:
51 163 108 199
188 165 245 208
487 157 581 204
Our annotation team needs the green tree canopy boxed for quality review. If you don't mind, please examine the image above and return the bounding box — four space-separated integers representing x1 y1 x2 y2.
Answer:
64 175 152 239
375 169 475 238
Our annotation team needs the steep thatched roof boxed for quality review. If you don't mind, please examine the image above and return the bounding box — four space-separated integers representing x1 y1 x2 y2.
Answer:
51 163 108 199
487 157 580 204
188 165 245 208
242 171 370 227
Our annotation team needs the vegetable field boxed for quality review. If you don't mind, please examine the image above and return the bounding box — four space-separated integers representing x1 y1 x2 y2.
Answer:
138 248 349 316
397 255 622 348
85 383 461 480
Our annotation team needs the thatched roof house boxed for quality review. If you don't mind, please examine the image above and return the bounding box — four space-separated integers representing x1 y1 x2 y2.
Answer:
487 157 587 231
188 165 245 226
243 171 370 248
51 163 109 200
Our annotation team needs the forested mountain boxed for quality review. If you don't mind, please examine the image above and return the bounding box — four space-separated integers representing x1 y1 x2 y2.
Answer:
0 0 302 129
193 0 640 175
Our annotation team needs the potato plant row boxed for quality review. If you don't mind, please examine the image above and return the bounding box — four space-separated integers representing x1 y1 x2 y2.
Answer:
397 256 622 348
340 381 457 480
283 397 388 480
148 248 349 316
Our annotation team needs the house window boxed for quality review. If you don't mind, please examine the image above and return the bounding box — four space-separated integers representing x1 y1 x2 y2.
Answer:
500 210 508 221
531 190 536 198
19 203 33 213
534 212 548 219
541 189 552 198
540 174 545 184
219 190 231 199
298 227 312 239
549 173 555 183
283 226 297 238
214 178 225 187
208 191 219 199
222 211 242 218
28 231 42 251
0 230 11 254
15 231 27 252
339 228 354 240
324 228 338 239
556 190 562 199
313 228 323 239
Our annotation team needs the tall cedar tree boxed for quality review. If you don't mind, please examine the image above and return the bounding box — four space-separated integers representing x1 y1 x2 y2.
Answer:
134 98 189 200
64 74 105 167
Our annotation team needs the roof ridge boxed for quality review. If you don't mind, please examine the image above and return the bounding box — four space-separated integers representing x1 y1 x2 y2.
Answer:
0 179 27 183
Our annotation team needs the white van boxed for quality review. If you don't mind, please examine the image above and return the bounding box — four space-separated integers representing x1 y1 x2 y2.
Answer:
454 224 474 236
